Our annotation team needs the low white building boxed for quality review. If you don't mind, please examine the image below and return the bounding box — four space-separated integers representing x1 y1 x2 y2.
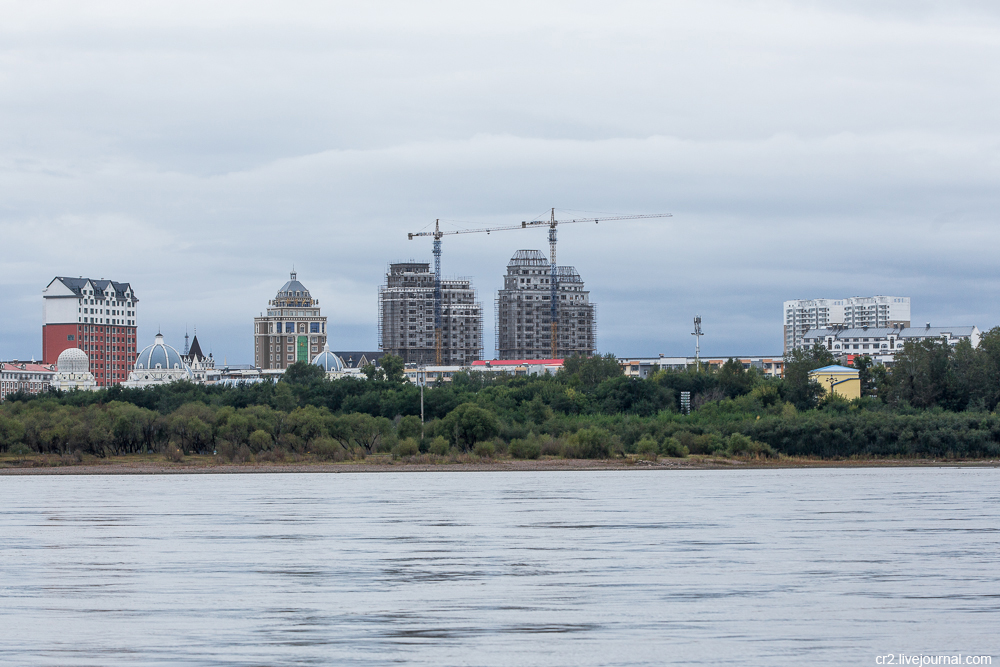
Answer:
801 324 981 364
51 348 98 392
123 333 192 388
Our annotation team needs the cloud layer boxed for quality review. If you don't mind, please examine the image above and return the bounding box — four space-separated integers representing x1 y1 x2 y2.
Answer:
2 1 999 360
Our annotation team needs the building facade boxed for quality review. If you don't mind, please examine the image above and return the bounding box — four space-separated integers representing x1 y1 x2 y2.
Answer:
619 355 785 378
254 272 328 370
51 348 98 392
124 333 193 387
801 324 980 365
784 296 910 353
496 250 596 360
42 276 139 386
379 262 483 365
0 362 55 400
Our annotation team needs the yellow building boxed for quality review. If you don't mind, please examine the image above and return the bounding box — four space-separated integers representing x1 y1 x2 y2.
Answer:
809 364 861 400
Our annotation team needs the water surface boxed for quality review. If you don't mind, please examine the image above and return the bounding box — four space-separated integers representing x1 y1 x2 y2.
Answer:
1 468 998 665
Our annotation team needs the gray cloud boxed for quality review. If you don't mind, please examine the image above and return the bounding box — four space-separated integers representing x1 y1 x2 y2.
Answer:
2 1 999 361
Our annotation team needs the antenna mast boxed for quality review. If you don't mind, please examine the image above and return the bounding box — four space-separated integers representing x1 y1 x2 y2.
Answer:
692 316 703 371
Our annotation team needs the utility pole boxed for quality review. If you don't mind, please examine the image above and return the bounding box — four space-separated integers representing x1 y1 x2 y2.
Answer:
692 316 704 372
418 364 425 440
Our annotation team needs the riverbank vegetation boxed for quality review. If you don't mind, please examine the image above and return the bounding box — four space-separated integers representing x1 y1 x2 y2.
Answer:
3 328 1000 464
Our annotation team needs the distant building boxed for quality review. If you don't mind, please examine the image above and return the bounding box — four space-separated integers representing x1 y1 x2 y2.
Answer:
312 343 347 378
333 351 385 369
181 334 218 384
784 296 910 353
42 276 139 386
254 272 328 371
123 333 192 387
401 358 565 384
801 324 980 365
496 250 596 360
0 361 55 400
619 356 785 378
809 365 861 400
51 348 98 392
379 262 483 365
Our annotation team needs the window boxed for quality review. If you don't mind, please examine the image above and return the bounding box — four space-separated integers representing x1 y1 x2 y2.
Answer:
310 322 320 333
285 322 295 333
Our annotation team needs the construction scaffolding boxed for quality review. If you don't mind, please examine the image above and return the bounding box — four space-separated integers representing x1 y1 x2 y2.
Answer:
379 262 483 365
495 250 596 360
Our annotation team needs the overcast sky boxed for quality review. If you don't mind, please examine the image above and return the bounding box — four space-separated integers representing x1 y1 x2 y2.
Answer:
3 1 1000 362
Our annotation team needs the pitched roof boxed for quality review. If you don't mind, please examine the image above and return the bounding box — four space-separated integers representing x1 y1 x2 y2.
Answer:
52 276 136 299
331 351 385 368
187 335 205 361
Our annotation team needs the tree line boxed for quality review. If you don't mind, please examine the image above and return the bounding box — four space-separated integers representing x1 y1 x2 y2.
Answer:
2 328 1000 462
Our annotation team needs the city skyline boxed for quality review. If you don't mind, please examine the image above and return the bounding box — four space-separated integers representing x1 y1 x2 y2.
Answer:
2 3 999 362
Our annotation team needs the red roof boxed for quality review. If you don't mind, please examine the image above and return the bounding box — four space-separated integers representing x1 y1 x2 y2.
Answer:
471 359 563 366
0 362 56 373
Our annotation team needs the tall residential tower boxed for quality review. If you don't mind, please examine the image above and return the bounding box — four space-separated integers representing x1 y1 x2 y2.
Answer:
496 250 596 360
379 262 483 365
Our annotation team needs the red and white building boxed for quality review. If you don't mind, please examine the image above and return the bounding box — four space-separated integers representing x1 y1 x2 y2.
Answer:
42 277 139 387
0 362 56 401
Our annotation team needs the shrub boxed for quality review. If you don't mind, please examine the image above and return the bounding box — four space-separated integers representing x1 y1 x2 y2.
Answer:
233 444 252 463
8 443 32 457
248 430 273 453
216 439 235 461
509 438 541 459
659 437 689 458
635 436 658 460
572 427 612 459
311 437 343 461
724 433 776 458
428 436 450 456
392 438 420 459
539 436 562 457
472 441 496 459
164 442 184 463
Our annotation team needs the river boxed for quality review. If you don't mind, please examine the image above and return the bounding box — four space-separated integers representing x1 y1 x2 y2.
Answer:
1 468 998 665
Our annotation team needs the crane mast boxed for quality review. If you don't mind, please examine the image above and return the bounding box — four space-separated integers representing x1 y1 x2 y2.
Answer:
408 209 671 362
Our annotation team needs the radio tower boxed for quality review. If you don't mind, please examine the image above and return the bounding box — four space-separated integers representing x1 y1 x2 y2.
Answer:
692 316 704 371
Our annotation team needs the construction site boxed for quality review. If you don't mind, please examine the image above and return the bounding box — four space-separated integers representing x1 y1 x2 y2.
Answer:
382 210 669 363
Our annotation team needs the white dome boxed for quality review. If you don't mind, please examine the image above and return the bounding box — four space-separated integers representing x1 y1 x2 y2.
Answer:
57 347 90 374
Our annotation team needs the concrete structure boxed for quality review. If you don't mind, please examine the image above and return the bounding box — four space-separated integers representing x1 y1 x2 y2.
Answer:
51 348 98 392
0 362 56 400
801 324 981 365
496 250 596 360
784 296 910 353
123 333 192 387
809 365 861 400
42 276 139 386
379 262 483 365
254 272 328 371
620 356 785 378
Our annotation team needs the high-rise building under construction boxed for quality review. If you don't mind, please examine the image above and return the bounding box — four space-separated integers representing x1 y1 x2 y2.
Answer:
496 250 596 360
379 262 483 365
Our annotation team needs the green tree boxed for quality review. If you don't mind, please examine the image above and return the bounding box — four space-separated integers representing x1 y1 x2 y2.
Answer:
560 353 622 389
782 344 836 410
440 403 500 451
282 361 325 386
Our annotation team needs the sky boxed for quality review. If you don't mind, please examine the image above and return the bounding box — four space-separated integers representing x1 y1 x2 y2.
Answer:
2 1 1000 363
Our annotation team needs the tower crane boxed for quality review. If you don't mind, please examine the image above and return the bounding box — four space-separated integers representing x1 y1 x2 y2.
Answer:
408 209 671 363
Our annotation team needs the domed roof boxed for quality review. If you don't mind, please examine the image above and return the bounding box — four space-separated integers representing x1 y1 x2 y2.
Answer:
312 343 344 372
57 347 90 374
135 333 187 371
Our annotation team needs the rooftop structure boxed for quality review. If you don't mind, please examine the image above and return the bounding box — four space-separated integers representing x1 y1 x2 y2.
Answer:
0 362 56 401
801 324 980 365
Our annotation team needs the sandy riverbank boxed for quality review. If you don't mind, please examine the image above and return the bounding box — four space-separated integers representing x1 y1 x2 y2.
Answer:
1 455 998 474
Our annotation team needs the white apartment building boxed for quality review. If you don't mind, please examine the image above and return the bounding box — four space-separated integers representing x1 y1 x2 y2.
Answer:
801 325 980 365
784 296 910 353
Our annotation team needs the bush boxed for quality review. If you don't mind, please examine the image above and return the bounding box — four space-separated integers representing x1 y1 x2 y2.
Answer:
164 443 184 462
311 437 343 460
233 444 252 463
509 438 541 459
248 430 273 453
392 437 420 459
724 433 776 458
472 441 496 459
8 443 32 457
216 439 235 461
635 436 658 460
659 437 689 458
428 436 450 456
571 427 612 459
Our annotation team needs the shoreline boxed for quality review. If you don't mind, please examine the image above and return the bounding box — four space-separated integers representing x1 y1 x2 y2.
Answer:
1 456 999 475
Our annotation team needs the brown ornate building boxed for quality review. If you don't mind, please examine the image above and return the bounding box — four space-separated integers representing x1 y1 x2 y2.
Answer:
254 272 328 370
